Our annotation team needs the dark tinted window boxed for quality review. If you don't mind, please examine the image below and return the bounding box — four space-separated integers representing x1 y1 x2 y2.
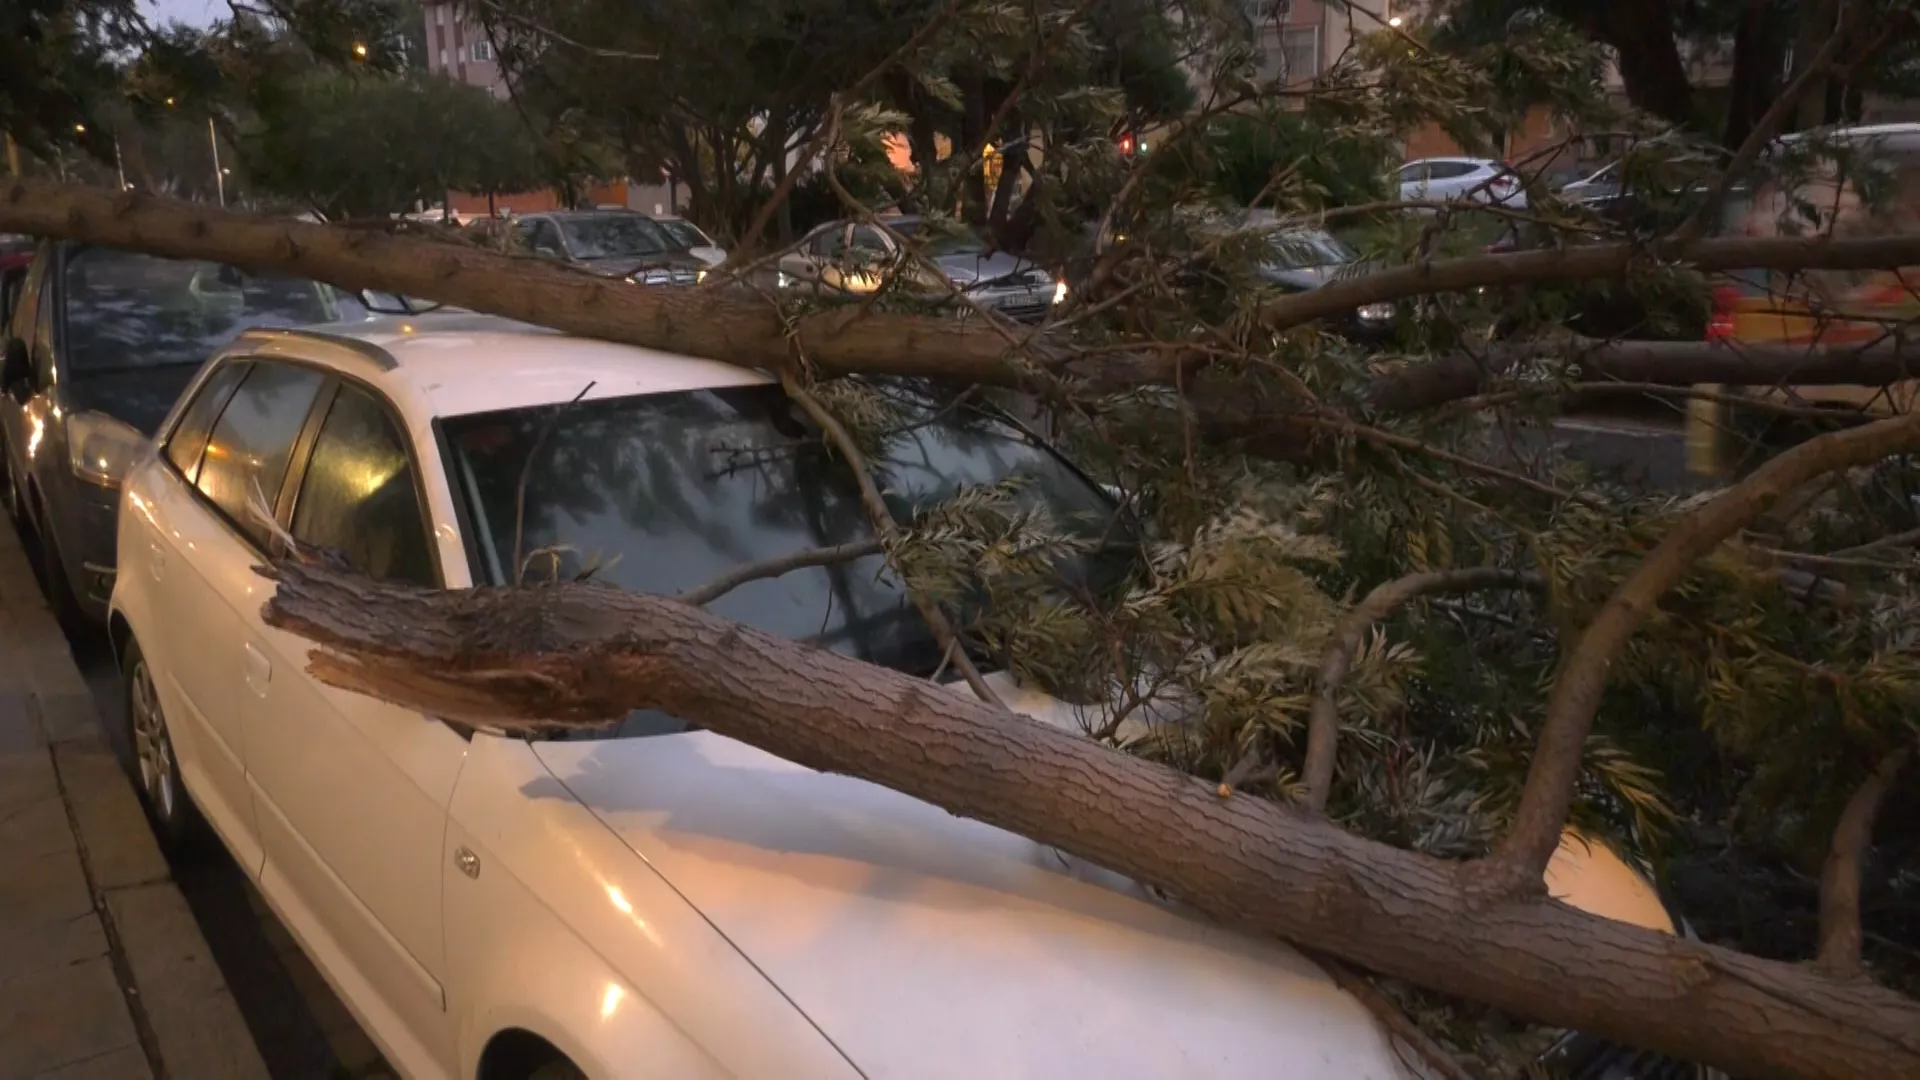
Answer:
809 226 846 257
61 247 345 375
524 220 564 257
557 214 670 259
1427 161 1480 180
164 362 248 483
654 219 708 250
290 383 435 587
196 362 327 546
441 383 1129 741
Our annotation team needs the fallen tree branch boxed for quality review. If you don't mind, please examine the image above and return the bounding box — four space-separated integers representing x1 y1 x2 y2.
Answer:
1302 569 1544 814
1490 410 1920 893
780 372 1005 709
3 182 1917 423
1818 746 1910 978
1315 955 1477 1080
254 558 1920 1079
675 539 886 607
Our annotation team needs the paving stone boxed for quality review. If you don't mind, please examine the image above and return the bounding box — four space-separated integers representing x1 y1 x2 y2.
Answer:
0 692 43 751
35 1042 153 1079
0 955 139 1077
0 785 74 862
36 690 103 746
55 739 169 892
29 660 94 705
0 842 93 940
105 884 269 1080
0 750 57 809
0 907 110 987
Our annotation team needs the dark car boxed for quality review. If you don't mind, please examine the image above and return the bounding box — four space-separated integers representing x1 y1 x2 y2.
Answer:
1247 228 1401 346
0 241 373 627
514 210 709 285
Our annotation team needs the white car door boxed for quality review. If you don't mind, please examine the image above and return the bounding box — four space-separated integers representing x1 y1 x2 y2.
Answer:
133 356 332 875
242 375 464 1077
1396 161 1429 203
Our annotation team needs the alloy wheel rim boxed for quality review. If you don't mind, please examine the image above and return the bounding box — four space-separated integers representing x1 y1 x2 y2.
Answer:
129 661 175 820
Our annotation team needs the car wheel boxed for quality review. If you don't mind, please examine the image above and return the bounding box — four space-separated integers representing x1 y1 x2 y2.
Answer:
526 1061 587 1080
122 637 207 856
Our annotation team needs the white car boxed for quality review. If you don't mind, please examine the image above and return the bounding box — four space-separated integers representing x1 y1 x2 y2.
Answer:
1395 157 1528 210
110 314 1682 1079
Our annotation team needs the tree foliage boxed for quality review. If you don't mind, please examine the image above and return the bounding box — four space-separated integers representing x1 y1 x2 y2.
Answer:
4 0 1920 1076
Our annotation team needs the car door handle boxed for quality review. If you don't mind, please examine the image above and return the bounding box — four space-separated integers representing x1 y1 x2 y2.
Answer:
242 641 272 697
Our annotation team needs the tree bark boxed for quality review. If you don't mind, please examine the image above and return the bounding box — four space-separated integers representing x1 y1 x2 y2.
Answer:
1818 747 1910 977
255 558 1920 1080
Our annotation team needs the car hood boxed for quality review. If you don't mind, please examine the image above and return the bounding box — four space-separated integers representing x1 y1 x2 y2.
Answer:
578 253 705 278
530 696 1410 1080
62 365 205 437
933 251 1049 288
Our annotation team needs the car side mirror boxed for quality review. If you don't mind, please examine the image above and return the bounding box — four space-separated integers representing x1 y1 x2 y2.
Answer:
1 337 30 401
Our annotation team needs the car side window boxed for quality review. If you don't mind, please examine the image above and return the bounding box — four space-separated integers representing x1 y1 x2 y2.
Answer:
195 361 328 547
528 220 565 257
1398 163 1428 183
811 226 849 259
850 226 889 254
288 382 436 587
1428 161 1477 180
31 271 57 387
164 361 249 484
6 256 46 343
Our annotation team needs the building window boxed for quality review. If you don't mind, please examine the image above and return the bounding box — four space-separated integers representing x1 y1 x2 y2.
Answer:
438 47 449 67
470 40 492 61
434 5 444 25
1280 26 1320 80
1243 0 1292 23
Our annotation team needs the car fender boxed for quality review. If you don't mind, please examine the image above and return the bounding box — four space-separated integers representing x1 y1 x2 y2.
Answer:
446 735 859 1080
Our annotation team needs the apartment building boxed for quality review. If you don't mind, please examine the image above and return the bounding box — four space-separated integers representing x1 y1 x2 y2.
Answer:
422 2 507 96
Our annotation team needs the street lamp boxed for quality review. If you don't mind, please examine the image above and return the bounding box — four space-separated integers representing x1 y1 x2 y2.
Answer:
1388 15 1403 26
73 123 86 135
352 41 369 59
165 96 176 107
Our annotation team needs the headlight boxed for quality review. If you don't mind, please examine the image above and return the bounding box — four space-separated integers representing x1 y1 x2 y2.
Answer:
1053 279 1068 305
775 271 791 289
1357 302 1394 321
695 269 707 283
67 410 148 489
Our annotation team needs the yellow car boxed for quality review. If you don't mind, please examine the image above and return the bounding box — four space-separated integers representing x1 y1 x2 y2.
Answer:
1685 123 1920 477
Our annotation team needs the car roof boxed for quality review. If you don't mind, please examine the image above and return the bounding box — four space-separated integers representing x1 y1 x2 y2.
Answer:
224 312 771 425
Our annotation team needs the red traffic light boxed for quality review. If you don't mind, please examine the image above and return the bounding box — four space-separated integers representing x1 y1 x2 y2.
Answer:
1118 134 1135 155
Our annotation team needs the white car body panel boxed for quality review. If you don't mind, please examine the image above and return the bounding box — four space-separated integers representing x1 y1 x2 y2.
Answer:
446 734 859 1078
532 732 1411 1080
110 315 1677 1080
1398 156 1529 210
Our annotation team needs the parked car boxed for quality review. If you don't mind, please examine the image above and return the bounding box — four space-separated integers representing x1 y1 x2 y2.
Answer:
514 210 709 285
0 240 374 628
778 215 1064 323
1394 157 1528 210
651 215 727 266
1247 225 1401 345
112 312 1704 1080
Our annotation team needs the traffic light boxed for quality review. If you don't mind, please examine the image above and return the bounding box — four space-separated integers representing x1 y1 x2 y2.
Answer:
1118 133 1135 156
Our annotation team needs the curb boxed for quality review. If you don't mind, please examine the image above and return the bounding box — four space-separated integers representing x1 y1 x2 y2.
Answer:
0 522 268 1080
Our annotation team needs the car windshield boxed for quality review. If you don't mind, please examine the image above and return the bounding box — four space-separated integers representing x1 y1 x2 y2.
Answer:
62 246 355 375
655 219 711 251
558 214 671 258
889 219 991 257
1264 229 1357 269
442 383 1130 740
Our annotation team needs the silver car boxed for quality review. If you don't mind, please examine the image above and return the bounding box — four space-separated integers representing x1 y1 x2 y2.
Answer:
778 216 1064 323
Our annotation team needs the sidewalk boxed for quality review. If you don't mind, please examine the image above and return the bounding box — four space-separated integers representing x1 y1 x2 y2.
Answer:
0 520 266 1080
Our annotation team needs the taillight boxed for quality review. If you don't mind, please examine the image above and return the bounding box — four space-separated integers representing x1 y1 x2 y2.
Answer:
1707 285 1738 342
1491 174 1516 192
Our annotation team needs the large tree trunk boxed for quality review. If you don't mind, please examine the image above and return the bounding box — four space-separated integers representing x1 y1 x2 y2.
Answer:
255 559 1920 1080
1579 0 1695 127
3 181 1915 423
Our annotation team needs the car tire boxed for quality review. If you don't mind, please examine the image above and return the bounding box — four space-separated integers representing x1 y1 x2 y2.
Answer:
526 1061 587 1080
121 636 208 857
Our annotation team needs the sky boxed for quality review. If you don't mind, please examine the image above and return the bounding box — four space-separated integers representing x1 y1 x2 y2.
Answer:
143 0 224 28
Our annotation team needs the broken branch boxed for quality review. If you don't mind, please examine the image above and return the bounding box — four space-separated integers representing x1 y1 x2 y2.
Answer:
1302 568 1544 814
1818 746 1911 978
